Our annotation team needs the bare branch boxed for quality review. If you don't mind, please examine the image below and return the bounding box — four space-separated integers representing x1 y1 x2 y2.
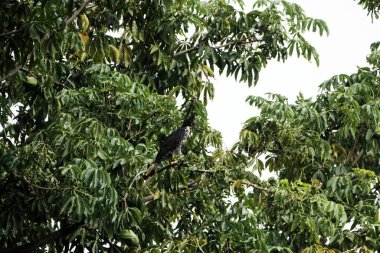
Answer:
351 149 364 167
173 45 200 57
192 169 216 173
244 181 268 192
64 0 91 25
22 176 56 191
143 161 184 180
0 28 24 38
0 65 22 83
143 195 155 203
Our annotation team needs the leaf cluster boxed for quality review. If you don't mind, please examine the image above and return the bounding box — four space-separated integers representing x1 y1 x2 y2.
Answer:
2 0 377 252
237 47 380 251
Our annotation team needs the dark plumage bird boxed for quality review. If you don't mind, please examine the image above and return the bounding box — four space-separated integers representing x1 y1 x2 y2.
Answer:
145 114 195 178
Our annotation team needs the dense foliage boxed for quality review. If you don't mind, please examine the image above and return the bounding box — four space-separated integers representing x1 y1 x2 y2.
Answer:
358 0 380 18
238 64 380 251
0 0 378 252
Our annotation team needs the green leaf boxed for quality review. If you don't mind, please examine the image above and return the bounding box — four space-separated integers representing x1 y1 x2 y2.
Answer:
25 76 38 85
129 207 142 224
150 44 159 54
97 150 106 160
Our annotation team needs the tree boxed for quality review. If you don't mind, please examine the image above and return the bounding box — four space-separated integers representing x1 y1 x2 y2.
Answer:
234 11 380 253
238 68 380 251
8 0 380 252
358 0 380 18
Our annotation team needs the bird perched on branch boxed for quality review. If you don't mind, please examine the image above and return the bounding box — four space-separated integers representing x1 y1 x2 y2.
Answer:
145 112 196 178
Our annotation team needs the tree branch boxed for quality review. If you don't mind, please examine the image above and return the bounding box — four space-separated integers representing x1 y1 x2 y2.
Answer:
0 0 91 83
0 28 24 38
22 176 56 190
351 149 364 167
0 222 84 253
346 124 365 167
143 179 198 204
173 37 260 57
173 45 200 57
188 168 268 192
143 160 185 180
64 0 91 25
192 169 216 173
241 180 268 192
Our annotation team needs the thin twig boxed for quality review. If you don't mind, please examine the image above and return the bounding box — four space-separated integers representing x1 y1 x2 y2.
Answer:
173 45 200 57
143 195 154 203
64 0 91 25
346 124 364 163
22 176 55 191
173 37 260 57
192 169 217 173
85 3 97 10
247 182 267 192
351 149 364 167
128 170 146 190
239 180 268 192
143 161 182 180
0 28 24 38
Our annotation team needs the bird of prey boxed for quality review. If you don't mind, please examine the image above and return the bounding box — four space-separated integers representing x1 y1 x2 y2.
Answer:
145 114 195 178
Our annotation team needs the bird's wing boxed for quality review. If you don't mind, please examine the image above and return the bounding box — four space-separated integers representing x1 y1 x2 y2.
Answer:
157 132 167 146
155 128 185 162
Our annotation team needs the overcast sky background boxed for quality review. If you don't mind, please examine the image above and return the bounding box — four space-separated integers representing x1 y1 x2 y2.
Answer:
207 0 380 149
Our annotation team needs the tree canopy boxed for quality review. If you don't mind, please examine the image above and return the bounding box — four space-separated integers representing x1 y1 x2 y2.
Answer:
0 0 379 253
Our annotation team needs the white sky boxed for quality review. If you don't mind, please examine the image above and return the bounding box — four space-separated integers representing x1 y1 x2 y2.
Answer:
207 0 380 149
